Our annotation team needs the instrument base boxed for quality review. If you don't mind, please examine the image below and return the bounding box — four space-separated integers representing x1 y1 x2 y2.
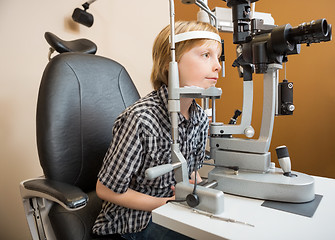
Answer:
208 167 315 203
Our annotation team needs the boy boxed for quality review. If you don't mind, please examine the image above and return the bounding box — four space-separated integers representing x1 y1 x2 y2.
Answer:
93 20 222 239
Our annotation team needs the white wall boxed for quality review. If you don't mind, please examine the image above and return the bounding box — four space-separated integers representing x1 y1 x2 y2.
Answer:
0 0 168 239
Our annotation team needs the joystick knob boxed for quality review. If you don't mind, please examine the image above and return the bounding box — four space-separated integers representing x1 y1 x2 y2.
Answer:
276 145 294 177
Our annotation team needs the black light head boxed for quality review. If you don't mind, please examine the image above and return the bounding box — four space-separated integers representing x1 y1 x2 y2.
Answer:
72 3 94 27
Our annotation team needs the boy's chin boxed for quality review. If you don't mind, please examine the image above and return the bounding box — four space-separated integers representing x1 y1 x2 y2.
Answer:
207 83 217 88
181 83 216 89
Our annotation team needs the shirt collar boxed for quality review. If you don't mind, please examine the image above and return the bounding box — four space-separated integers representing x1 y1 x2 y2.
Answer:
158 84 201 126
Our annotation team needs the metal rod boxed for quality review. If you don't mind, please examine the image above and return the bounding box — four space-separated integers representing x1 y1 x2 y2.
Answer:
169 0 176 63
202 180 218 189
211 97 216 122
86 0 97 5
195 0 218 29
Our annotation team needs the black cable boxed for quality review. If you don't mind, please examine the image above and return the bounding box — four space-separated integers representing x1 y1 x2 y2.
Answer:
201 162 239 172
187 161 240 207
193 159 198 194
166 159 200 206
184 158 200 208
166 160 239 207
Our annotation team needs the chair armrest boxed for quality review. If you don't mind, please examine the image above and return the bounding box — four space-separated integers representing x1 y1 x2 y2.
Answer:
20 178 88 211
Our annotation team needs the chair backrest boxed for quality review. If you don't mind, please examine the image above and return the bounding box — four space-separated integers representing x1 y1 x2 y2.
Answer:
37 52 140 194
36 52 140 240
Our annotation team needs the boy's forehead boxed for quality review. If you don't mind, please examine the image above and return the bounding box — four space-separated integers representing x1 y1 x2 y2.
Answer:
202 39 220 46
197 40 222 52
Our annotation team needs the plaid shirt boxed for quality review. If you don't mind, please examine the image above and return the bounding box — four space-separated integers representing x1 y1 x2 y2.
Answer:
93 84 209 235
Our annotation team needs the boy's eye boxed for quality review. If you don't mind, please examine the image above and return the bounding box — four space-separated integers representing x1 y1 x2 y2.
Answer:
202 52 210 58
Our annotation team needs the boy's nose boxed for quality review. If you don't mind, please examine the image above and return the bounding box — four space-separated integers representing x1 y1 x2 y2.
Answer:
213 59 222 72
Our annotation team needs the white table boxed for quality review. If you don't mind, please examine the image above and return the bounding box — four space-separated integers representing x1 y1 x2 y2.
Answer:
152 176 335 240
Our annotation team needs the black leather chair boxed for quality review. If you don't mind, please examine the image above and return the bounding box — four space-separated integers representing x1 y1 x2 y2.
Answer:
20 33 140 240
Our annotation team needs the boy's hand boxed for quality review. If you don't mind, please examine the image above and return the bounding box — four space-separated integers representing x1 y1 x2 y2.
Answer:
189 171 202 184
171 185 175 196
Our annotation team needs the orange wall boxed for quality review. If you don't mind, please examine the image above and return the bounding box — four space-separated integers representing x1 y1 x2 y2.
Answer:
175 0 335 178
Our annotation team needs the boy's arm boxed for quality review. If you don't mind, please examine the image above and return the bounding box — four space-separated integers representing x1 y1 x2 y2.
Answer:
96 180 174 212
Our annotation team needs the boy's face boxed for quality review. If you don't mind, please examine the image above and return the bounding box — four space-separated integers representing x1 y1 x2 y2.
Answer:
178 40 221 89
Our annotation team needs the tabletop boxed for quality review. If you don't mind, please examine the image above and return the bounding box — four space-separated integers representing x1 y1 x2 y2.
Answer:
152 176 335 240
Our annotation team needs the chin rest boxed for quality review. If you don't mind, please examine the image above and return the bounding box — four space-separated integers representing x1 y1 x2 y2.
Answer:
20 47 140 240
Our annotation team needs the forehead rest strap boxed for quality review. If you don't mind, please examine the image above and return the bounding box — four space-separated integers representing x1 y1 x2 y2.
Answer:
173 31 221 43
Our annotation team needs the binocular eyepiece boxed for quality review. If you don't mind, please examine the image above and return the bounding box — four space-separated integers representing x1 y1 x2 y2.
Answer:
288 18 332 45
240 18 332 74
224 0 332 75
271 18 332 55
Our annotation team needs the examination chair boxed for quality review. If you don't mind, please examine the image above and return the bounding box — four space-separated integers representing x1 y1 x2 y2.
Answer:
20 32 140 240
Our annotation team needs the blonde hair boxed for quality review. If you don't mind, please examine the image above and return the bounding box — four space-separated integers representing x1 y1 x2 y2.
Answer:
150 21 220 90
